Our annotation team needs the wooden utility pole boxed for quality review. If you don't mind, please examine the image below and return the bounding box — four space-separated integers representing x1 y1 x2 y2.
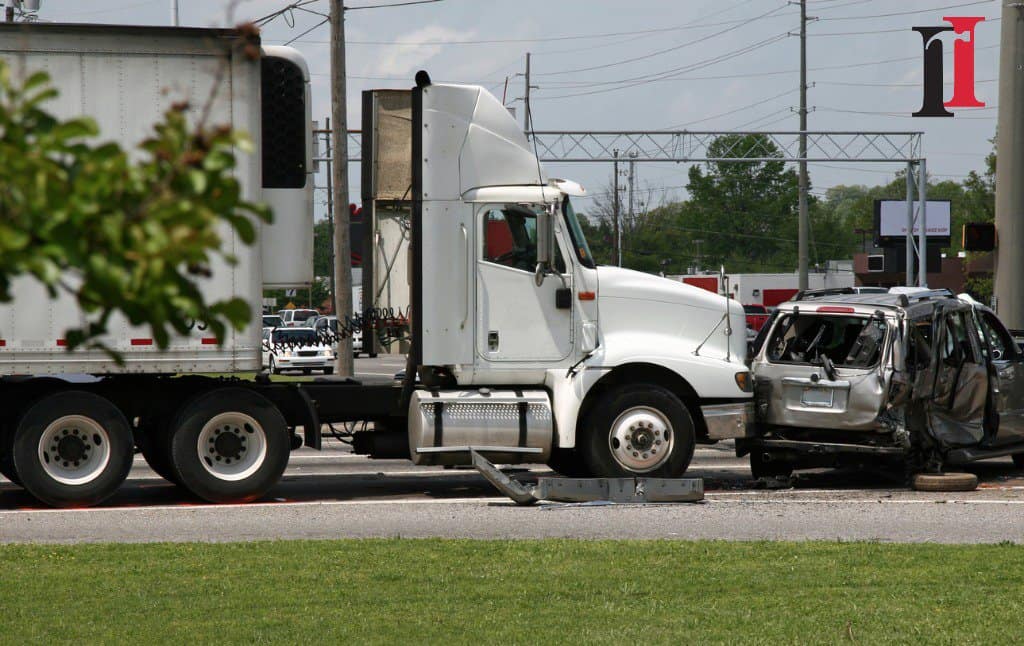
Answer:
523 53 531 133
324 117 336 307
797 0 809 290
331 0 354 376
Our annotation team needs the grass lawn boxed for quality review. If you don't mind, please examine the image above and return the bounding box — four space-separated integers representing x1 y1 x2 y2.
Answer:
1 540 1022 644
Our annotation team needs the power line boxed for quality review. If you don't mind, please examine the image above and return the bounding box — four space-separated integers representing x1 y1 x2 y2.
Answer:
346 0 443 10
533 3 792 77
663 89 797 129
818 0 992 21
534 31 791 100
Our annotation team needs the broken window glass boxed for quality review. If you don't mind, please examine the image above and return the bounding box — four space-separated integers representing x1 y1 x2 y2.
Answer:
766 314 888 368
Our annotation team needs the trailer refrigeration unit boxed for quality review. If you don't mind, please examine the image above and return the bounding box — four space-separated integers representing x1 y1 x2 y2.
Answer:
0 24 753 508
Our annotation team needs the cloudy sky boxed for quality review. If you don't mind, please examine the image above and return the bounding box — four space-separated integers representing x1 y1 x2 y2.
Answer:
29 0 1002 223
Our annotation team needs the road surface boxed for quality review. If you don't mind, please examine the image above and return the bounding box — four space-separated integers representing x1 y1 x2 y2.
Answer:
3 355 1024 543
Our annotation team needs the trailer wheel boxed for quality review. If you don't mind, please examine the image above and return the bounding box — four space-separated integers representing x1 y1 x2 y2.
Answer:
136 419 180 485
168 388 289 503
1012 453 1024 469
11 391 133 508
581 384 695 477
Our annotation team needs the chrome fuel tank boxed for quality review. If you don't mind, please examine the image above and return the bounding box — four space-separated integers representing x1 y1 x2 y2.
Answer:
408 389 553 465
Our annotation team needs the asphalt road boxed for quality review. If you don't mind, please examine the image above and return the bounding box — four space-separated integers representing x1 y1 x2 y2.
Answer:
3 354 1024 544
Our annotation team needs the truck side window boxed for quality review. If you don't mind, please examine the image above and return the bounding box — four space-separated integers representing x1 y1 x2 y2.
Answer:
483 207 538 272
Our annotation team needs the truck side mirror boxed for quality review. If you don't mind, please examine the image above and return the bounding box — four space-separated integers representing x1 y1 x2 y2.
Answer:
534 204 556 287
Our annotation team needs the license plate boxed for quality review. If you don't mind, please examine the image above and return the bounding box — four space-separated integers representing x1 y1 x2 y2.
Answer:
801 386 834 408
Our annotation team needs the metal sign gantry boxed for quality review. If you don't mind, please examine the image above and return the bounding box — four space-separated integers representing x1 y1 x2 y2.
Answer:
325 129 929 286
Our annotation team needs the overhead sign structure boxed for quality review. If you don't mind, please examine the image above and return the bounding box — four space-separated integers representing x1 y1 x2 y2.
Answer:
874 199 952 247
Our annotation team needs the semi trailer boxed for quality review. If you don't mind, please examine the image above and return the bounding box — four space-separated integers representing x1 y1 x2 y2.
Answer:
0 23 753 508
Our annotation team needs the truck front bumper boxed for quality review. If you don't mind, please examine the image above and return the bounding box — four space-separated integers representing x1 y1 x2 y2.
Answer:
701 402 755 440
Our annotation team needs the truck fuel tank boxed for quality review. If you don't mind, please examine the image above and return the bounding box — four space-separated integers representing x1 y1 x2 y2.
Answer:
408 389 553 466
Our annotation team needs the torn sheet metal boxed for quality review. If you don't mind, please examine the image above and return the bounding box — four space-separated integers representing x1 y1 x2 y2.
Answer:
471 450 703 506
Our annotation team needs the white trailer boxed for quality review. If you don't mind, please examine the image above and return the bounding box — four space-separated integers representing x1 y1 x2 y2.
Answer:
0 25 754 508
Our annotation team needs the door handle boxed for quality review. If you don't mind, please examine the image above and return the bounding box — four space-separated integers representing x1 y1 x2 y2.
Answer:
460 223 468 329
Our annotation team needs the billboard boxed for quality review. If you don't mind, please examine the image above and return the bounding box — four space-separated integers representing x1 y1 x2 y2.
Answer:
874 200 952 247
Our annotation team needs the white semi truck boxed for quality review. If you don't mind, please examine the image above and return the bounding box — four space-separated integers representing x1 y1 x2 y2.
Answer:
0 24 753 508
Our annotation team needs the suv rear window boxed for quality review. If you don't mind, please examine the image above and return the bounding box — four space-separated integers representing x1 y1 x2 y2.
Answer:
766 314 887 368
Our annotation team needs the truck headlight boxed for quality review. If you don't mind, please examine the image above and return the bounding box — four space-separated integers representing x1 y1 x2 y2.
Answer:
735 371 753 393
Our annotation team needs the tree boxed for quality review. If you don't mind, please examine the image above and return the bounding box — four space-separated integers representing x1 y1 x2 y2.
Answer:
678 134 803 273
0 41 267 353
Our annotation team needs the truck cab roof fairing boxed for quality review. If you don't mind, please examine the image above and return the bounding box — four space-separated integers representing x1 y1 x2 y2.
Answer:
420 82 547 201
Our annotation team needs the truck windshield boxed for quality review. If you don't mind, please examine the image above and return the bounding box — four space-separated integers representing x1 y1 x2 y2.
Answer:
562 197 596 269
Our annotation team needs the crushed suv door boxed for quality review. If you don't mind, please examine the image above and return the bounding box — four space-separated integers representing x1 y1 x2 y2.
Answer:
976 310 1024 445
925 307 988 447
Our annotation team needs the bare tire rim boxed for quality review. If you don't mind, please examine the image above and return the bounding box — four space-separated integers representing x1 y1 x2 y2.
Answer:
37 415 112 486
196 412 268 482
608 406 674 473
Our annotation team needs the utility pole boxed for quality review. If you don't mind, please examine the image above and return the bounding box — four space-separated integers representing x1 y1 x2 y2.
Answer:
324 118 336 307
4 1 14 22
995 2 1024 323
797 0 810 290
905 162 915 287
627 151 637 259
170 0 179 26
523 53 531 135
613 149 621 267
331 0 354 376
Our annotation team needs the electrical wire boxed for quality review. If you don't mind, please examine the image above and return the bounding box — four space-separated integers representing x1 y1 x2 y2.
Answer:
534 31 792 100
818 0 992 21
533 3 792 77
346 0 443 10
662 89 797 130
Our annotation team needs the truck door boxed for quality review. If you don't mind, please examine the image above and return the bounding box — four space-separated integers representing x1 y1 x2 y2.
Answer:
975 309 1024 445
476 204 572 362
926 308 988 447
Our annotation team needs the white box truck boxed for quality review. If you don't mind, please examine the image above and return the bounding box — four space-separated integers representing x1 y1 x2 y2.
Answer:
0 24 753 508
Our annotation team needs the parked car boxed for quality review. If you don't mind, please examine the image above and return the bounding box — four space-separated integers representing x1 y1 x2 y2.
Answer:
262 314 283 328
312 315 364 356
277 308 319 327
741 288 1024 478
261 327 335 375
743 304 769 332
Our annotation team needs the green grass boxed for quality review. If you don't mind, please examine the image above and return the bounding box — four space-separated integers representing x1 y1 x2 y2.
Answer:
1 540 1022 644
199 371 314 383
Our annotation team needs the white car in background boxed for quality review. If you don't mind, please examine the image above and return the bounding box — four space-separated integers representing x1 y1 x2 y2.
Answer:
277 308 319 327
312 315 364 356
261 327 334 375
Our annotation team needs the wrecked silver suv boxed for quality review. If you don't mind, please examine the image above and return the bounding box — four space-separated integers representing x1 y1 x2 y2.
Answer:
740 288 1024 478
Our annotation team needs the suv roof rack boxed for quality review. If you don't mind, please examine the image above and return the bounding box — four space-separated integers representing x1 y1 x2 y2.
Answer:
791 287 855 302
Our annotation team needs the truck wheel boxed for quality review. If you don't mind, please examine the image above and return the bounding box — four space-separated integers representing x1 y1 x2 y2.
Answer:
136 419 180 485
546 448 591 478
581 384 695 478
1012 453 1024 469
11 391 133 508
749 450 793 479
168 388 289 503
0 426 21 486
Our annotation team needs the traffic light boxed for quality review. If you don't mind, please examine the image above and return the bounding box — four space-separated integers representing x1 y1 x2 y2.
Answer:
962 223 996 252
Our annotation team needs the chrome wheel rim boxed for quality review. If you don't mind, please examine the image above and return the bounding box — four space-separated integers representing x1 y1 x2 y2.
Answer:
196 412 267 482
608 406 674 473
37 415 111 485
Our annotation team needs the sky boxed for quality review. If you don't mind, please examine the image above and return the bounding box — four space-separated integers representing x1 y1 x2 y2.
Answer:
25 0 1003 227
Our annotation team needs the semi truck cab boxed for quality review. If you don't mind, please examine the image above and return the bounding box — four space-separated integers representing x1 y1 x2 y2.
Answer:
400 74 754 476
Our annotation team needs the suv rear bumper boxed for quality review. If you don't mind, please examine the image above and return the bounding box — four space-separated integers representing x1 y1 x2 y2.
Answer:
701 402 755 440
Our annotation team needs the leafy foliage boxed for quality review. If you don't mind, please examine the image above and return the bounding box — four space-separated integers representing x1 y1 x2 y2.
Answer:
0 60 269 353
